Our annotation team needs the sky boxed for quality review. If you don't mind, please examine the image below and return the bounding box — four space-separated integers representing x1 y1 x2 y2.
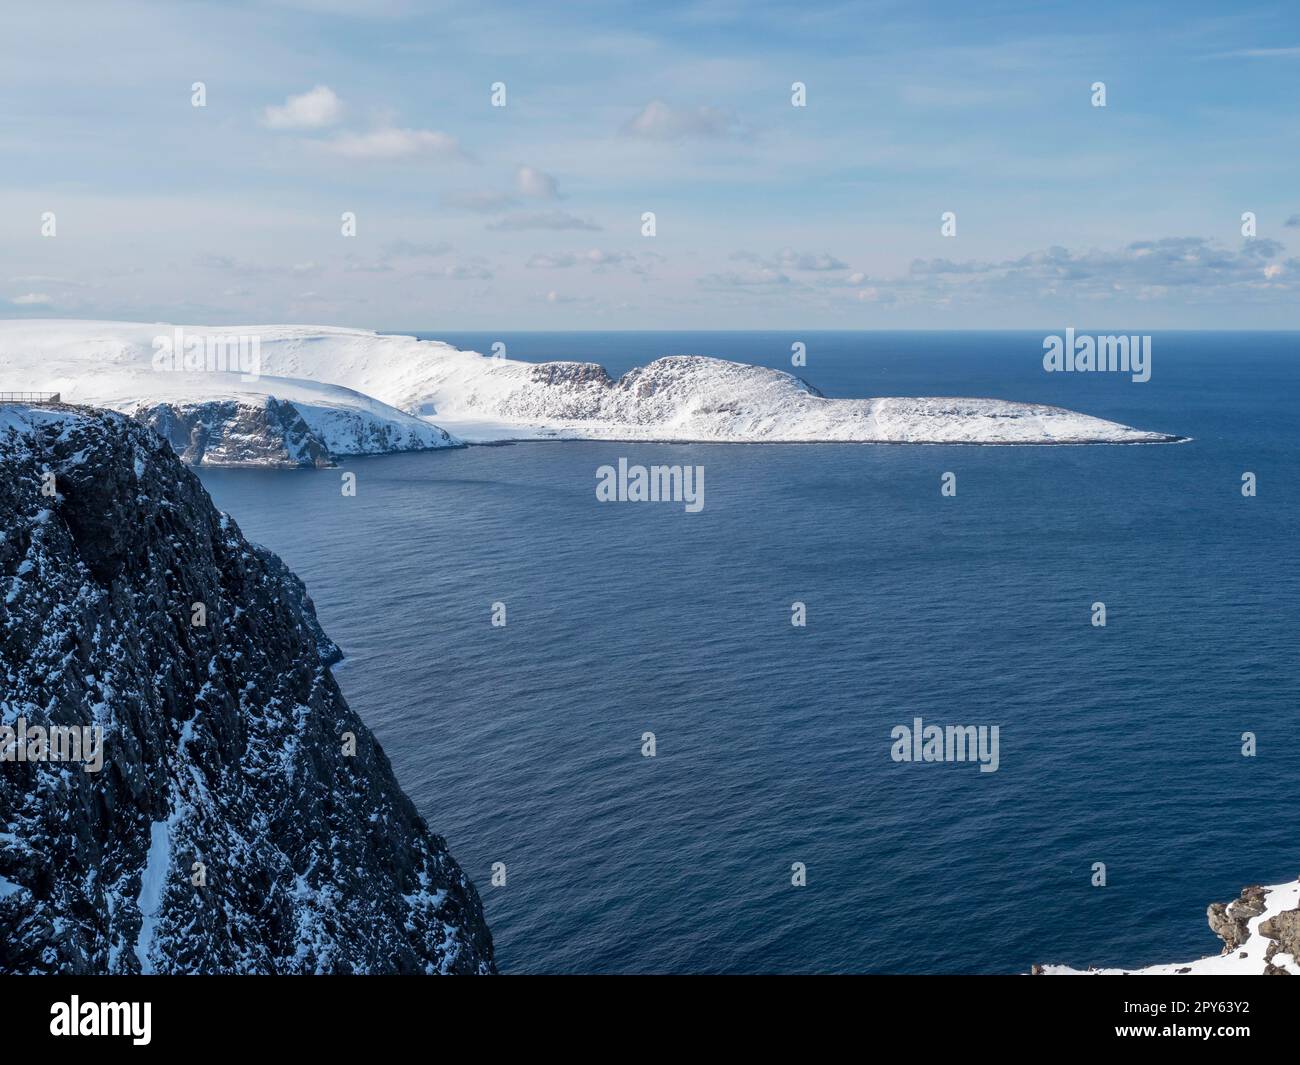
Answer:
1 0 1298 329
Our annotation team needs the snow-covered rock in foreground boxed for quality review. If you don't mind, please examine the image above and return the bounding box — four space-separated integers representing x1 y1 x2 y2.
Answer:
1036 879 1300 975
0 405 493 973
0 320 1184 448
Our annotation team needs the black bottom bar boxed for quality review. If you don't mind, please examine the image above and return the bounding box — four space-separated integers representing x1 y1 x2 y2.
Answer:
0 974 1290 1051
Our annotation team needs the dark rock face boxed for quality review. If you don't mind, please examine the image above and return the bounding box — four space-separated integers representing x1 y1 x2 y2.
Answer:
528 361 613 390
135 398 334 468
0 405 494 973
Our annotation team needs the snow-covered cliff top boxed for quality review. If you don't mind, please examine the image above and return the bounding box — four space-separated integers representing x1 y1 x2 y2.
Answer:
0 320 1184 448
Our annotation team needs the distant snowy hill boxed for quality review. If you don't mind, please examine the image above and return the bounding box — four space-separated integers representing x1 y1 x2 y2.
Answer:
0 322 458 467
1036 878 1300 975
0 320 1184 455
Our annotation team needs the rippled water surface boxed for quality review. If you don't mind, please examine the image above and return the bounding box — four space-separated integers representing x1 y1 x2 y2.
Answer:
198 331 1299 973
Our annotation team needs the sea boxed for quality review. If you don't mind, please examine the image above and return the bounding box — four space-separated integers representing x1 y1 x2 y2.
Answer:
196 330 1299 974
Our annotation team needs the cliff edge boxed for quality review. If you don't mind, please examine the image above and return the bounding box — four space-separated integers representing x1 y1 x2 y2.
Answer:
0 404 493 973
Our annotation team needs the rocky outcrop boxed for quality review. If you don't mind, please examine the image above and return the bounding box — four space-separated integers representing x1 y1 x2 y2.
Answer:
133 394 460 469
0 404 493 973
1035 877 1300 975
1207 884 1270 953
1252 892 1300 975
137 398 334 468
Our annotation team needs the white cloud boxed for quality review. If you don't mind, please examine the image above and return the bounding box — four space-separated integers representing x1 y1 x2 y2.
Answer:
908 237 1295 292
488 211 601 232
527 252 574 269
526 249 632 269
515 165 560 199
444 189 516 212
262 85 342 130
776 249 848 272
384 239 452 257
418 263 494 281
584 249 628 266
543 290 591 304
9 275 83 287
11 292 52 305
701 268 792 288
341 259 394 273
733 249 850 273
326 127 461 160
622 99 742 140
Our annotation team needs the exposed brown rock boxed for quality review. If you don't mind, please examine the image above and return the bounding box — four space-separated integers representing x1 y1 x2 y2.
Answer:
1207 884 1269 953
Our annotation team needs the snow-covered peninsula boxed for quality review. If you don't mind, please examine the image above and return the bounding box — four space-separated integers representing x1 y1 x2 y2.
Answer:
0 320 1184 465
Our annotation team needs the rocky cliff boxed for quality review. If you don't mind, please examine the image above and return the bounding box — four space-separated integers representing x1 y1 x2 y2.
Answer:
0 404 493 973
132 393 459 469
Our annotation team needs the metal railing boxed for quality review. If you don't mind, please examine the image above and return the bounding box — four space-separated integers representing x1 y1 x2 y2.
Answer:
0 392 61 404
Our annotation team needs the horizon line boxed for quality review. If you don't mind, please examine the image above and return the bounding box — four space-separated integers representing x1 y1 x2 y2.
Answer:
4 317 1298 335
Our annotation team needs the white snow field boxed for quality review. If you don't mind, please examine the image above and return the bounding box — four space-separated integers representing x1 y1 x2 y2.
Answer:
1040 879 1300 975
0 320 1184 452
0 322 457 466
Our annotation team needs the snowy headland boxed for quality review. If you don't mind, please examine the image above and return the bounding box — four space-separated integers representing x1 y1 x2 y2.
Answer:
0 320 1185 466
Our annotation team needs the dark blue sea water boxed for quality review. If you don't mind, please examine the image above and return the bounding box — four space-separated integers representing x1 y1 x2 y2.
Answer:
197 331 1299 974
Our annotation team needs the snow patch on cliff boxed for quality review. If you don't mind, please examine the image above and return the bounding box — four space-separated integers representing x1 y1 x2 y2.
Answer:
0 874 28 899
133 818 172 975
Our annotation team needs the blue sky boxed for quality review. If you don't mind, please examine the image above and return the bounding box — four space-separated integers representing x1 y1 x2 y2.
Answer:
2 0 1298 328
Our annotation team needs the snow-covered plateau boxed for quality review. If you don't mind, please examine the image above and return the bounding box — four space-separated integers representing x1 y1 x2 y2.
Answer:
1035 878 1300 975
0 321 1184 465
